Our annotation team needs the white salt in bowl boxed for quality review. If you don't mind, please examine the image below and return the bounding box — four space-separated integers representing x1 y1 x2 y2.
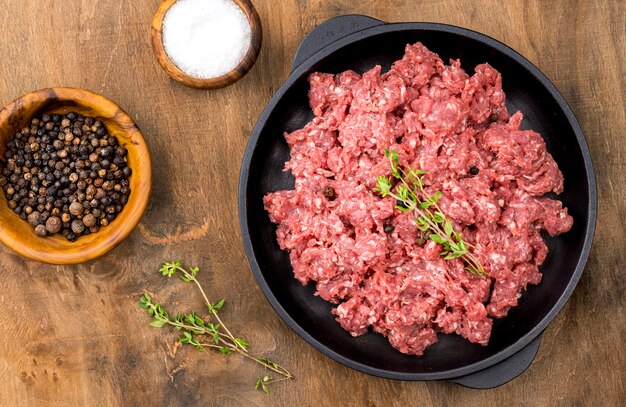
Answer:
151 0 262 89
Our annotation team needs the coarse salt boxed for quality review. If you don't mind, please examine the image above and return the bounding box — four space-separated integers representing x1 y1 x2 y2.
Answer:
162 0 252 79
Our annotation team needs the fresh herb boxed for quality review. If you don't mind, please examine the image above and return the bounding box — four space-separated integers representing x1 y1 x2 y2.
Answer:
374 149 486 277
139 261 294 393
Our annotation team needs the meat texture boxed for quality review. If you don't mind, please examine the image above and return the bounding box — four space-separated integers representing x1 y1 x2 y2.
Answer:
264 42 573 355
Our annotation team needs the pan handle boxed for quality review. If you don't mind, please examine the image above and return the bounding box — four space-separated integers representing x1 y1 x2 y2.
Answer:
292 14 384 71
450 334 542 389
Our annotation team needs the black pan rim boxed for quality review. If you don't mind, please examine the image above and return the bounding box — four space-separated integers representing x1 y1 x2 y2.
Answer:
238 20 597 381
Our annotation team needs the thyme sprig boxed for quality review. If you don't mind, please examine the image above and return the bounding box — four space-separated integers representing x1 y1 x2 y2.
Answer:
139 261 294 393
374 149 486 277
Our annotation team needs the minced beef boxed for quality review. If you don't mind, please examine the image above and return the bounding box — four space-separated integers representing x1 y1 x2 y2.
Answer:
264 42 573 355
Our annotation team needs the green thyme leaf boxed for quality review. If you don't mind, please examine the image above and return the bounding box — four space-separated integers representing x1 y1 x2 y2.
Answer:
150 319 166 328
194 315 205 327
458 239 467 253
397 184 408 200
429 234 445 244
444 219 453 236
396 205 412 213
432 211 445 223
235 338 251 349
139 293 151 308
213 299 225 310
416 217 430 231
375 175 391 196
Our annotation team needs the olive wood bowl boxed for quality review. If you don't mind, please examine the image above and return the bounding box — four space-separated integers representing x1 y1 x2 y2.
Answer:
150 0 262 89
0 87 152 265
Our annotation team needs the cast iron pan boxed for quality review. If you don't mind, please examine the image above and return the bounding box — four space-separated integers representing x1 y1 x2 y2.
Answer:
239 15 597 388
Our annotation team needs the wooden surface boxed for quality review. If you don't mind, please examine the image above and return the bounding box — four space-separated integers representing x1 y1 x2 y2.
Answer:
0 0 623 405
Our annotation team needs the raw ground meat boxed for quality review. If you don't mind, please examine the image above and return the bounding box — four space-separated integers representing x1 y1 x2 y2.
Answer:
264 42 573 355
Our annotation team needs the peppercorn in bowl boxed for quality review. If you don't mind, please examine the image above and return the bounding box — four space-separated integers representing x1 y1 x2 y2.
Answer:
0 87 151 264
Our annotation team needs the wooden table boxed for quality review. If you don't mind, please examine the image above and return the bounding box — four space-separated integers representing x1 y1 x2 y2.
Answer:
0 0 623 405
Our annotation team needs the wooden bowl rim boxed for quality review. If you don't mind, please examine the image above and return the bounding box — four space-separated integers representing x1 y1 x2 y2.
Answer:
0 87 152 265
150 0 262 89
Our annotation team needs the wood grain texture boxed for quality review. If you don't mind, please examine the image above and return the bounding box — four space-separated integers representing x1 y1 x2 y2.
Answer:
0 87 152 264
0 0 623 405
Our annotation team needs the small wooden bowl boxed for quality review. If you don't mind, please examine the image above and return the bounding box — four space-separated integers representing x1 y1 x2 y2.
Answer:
151 0 262 89
0 88 152 265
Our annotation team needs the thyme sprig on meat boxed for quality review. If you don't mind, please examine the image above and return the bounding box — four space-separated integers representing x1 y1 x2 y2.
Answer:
139 261 294 393
374 149 486 277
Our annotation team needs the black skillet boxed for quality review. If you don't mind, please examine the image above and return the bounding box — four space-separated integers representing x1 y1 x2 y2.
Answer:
238 15 597 388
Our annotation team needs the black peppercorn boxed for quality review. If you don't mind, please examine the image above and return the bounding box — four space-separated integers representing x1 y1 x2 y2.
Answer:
68 201 83 216
383 223 394 234
46 216 62 234
323 186 336 201
27 211 43 227
71 220 85 234
34 224 47 237
469 166 480 176
102 181 114 191
83 214 97 228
